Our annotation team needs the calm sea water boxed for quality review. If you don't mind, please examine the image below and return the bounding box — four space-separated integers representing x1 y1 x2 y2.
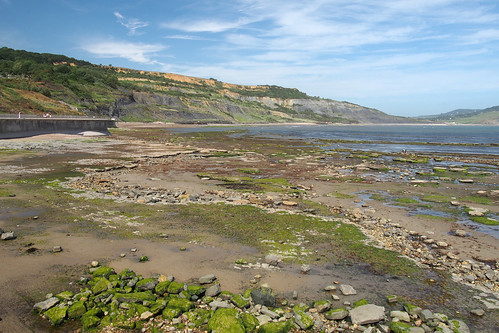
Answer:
169 125 499 155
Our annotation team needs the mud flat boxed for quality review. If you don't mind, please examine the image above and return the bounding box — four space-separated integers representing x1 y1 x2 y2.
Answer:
0 124 498 332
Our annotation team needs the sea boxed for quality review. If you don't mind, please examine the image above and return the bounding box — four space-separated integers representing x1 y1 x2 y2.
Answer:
169 124 499 156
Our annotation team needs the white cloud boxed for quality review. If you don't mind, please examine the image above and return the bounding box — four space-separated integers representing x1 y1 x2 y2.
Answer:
462 29 499 44
114 11 149 36
81 40 165 64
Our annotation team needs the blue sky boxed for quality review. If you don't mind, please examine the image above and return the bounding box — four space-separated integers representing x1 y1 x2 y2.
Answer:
1 0 498 116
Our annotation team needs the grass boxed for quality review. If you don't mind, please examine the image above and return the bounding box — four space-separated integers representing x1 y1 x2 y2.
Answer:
328 192 355 199
238 168 260 175
395 197 419 204
469 216 499 226
460 196 492 205
415 214 456 222
421 195 451 203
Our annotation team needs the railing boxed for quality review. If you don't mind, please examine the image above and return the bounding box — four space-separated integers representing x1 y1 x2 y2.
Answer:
0 114 113 120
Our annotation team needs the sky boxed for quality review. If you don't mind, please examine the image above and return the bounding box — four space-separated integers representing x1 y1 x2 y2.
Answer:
1 0 499 117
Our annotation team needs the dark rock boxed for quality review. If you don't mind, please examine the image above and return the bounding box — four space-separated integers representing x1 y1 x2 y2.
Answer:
251 288 276 307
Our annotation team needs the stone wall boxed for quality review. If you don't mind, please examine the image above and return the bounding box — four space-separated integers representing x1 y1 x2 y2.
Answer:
0 118 116 139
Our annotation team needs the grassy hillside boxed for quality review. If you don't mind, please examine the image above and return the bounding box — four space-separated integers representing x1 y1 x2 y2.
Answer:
0 47 405 123
421 105 499 124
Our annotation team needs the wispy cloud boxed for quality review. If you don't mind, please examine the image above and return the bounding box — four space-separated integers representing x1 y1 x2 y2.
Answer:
164 34 208 41
81 40 165 64
462 29 499 44
114 11 148 36
161 17 255 33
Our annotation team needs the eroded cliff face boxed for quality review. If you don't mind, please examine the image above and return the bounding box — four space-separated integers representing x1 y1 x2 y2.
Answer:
94 90 409 124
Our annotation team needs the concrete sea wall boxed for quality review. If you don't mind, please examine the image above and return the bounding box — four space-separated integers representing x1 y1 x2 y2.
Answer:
0 117 116 139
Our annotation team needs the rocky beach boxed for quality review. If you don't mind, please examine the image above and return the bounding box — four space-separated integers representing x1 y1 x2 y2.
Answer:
0 123 498 332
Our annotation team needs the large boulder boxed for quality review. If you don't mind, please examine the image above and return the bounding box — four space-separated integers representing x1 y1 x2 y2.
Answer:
208 308 245 333
349 304 385 325
251 288 276 307
33 297 59 312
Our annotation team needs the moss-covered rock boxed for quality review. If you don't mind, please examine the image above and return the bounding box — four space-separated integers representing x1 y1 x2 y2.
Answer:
91 277 111 295
113 313 135 329
167 281 185 294
313 300 331 313
55 291 74 300
186 308 212 327
293 309 313 330
81 314 101 329
219 290 235 300
92 266 115 278
118 268 136 280
390 321 412 333
67 301 86 319
187 284 206 296
135 277 158 291
155 280 172 295
403 302 422 316
150 299 167 315
353 299 369 308
168 297 195 312
114 291 156 303
257 320 293 333
241 312 259 331
208 308 245 333
162 307 182 320
292 303 309 313
43 306 67 326
324 307 348 321
232 294 250 309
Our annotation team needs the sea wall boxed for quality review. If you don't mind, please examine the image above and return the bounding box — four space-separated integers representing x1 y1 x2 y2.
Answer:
0 118 116 139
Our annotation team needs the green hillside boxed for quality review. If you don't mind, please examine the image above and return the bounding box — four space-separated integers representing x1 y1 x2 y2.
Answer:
0 47 407 124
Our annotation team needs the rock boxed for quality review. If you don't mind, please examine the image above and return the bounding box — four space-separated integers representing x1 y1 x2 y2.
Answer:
67 301 86 319
324 285 336 291
135 278 158 291
282 201 298 206
90 260 99 267
43 306 67 326
293 309 314 330
455 229 467 237
386 295 398 303
1 232 16 240
467 207 488 216
324 308 348 320
231 294 250 309
458 179 474 184
470 308 485 316
205 283 222 297
256 314 272 325
52 245 62 252
403 302 422 316
265 254 279 266
313 300 331 313
92 266 115 278
210 300 231 310
419 309 435 321
241 313 259 332
33 297 59 312
349 304 385 325
390 310 410 322
257 320 292 333
448 319 470 333
339 284 357 295
140 311 154 320
199 274 217 284
300 264 310 274
292 290 298 299
261 306 280 319
166 281 185 294
251 288 276 307
168 298 194 312
208 308 245 333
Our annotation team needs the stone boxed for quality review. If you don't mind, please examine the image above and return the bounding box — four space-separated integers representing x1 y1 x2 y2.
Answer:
448 319 471 333
205 283 222 297
90 260 99 267
390 310 410 322
162 307 182 320
300 264 311 274
339 284 357 295
231 294 250 309
349 304 385 325
256 314 272 325
208 308 245 333
1 232 16 240
92 266 115 278
470 308 485 316
419 309 435 321
210 300 231 310
313 300 331 313
265 254 279 266
67 301 86 319
33 297 60 312
199 273 217 284
257 320 292 333
43 306 67 326
403 302 422 316
140 311 154 320
324 308 348 320
455 229 467 237
324 285 336 291
135 278 157 291
155 280 172 295
168 298 195 312
241 313 259 332
166 281 185 294
251 288 276 307
293 309 314 330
